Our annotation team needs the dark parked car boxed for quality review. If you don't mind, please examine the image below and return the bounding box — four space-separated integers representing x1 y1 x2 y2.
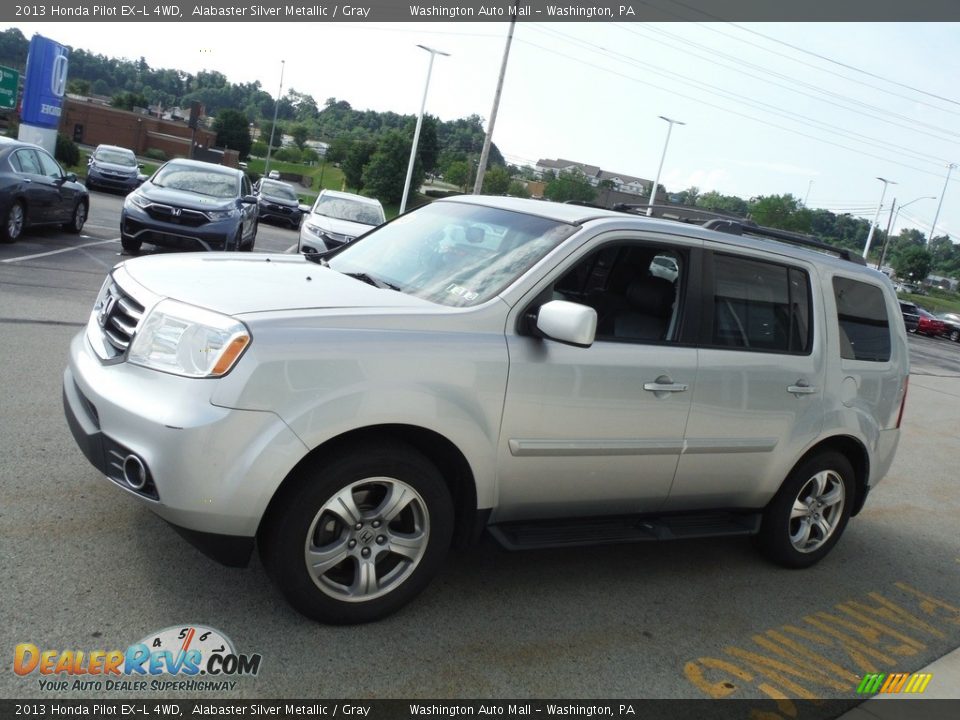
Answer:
0 136 89 242
899 301 920 333
936 312 960 343
253 178 303 229
915 308 946 337
120 159 258 254
86 144 143 194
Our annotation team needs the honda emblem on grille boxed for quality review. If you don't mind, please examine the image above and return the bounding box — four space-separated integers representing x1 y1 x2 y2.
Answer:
171 208 182 217
97 294 117 328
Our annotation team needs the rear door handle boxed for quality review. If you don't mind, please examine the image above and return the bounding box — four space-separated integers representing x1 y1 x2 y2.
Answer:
787 382 818 395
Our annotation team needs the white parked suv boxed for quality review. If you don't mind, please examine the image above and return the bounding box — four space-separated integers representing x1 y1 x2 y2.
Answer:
298 189 385 254
64 196 909 623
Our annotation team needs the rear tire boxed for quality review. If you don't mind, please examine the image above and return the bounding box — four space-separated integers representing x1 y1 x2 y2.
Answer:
259 441 454 624
64 201 87 234
2 201 25 242
950 329 960 343
756 451 854 569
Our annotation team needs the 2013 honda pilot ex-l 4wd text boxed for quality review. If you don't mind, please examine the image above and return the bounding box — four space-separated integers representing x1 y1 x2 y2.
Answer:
63 196 909 624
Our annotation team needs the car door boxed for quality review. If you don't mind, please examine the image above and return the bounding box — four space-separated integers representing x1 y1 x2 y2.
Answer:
494 234 701 523
35 148 78 223
10 148 56 224
664 250 825 511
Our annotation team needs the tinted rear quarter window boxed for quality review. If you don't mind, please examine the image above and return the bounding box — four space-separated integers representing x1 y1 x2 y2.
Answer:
711 254 811 354
833 277 891 362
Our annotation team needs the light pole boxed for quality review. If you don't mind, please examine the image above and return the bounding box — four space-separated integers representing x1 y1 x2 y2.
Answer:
647 116 685 216
878 195 935 270
400 45 450 215
863 177 896 258
263 60 285 179
928 162 956 244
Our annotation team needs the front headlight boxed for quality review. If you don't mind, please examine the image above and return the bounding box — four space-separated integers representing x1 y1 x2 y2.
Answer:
128 192 150 209
128 299 250 378
205 208 236 221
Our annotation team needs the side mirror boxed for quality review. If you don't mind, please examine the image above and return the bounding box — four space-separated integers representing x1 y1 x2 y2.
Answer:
240 195 258 204
298 204 312 215
65 172 77 182
535 300 597 347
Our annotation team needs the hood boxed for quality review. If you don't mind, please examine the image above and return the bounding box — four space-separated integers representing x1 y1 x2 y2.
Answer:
260 191 299 207
138 182 237 211
120 253 435 316
304 212 375 239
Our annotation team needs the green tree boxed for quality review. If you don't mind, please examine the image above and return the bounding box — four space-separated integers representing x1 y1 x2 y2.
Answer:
444 161 471 191
507 180 531 198
362 130 419 205
325 136 353 164
696 191 749 216
260 121 284 148
892 246 933 284
342 138 377 191
482 165 512 195
213 109 252 160
545 170 596 204
290 123 309 150
748 194 812 232
110 91 149 111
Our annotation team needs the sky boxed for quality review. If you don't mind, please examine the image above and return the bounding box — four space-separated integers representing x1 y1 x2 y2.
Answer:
5 18 960 243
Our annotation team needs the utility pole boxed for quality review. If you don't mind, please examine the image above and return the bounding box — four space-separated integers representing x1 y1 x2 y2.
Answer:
863 177 896 258
876 198 896 270
263 60 285 178
928 162 956 244
473 19 516 195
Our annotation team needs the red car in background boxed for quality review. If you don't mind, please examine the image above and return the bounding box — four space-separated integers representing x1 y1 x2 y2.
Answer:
916 308 947 337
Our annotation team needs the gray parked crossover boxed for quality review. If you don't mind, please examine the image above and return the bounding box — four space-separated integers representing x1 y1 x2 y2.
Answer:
64 196 909 623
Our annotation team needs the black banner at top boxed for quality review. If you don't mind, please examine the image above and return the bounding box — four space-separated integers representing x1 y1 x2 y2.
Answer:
3 0 960 23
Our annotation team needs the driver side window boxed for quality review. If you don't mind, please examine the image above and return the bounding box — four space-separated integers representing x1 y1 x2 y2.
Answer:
551 242 684 344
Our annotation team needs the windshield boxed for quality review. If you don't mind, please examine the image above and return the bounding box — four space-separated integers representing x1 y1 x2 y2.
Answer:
260 181 298 201
151 163 239 199
328 202 577 307
95 149 136 167
312 195 384 225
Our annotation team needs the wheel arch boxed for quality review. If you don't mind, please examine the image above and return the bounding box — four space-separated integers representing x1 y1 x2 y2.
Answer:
257 423 480 549
784 434 871 517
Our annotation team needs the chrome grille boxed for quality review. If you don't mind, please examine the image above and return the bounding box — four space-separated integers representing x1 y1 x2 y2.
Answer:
96 281 144 356
144 203 210 227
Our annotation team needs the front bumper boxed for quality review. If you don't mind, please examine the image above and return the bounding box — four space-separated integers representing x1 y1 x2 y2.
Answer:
87 168 139 192
63 329 309 564
121 205 238 251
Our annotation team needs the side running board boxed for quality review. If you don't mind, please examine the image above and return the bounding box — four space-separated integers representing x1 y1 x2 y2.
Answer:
488 512 761 551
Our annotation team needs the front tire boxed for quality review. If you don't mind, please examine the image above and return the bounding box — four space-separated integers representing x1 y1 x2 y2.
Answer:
756 451 854 569
2 201 25 242
121 234 142 254
949 328 959 343
259 442 454 624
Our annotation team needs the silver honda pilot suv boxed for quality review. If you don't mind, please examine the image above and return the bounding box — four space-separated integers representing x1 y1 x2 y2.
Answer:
63 196 909 623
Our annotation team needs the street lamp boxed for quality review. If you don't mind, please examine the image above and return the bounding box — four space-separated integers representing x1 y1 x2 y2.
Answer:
263 60 285 179
399 45 450 215
878 195 935 270
862 177 896 258
647 116 685 216
928 162 956 244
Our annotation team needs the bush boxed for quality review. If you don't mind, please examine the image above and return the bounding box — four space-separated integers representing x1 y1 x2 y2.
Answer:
145 148 168 161
274 147 302 164
250 141 268 158
55 133 80 167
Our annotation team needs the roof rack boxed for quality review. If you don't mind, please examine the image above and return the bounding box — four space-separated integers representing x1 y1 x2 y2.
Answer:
610 203 866 266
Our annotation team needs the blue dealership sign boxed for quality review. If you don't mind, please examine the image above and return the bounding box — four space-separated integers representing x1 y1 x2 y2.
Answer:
20 34 69 129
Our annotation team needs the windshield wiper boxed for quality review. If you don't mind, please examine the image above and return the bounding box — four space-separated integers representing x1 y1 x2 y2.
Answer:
343 271 400 291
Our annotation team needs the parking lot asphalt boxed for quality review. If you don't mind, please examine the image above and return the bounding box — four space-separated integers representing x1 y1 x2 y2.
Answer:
1 193 959 716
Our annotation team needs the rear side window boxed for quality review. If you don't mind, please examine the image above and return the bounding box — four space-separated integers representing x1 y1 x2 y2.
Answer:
711 254 811 354
833 277 891 362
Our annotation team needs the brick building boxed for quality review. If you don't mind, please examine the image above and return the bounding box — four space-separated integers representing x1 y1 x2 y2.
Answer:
59 97 235 166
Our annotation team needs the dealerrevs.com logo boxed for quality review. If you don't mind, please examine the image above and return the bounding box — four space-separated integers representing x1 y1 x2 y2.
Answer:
14 625 262 692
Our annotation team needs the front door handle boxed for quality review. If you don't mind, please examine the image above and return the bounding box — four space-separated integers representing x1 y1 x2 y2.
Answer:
644 376 688 393
787 382 818 395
